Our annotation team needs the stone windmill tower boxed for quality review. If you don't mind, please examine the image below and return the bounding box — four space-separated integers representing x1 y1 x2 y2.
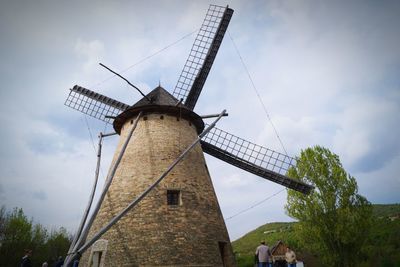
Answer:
63 5 313 267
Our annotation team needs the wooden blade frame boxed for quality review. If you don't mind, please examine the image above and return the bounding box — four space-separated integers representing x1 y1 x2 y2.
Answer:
65 85 130 123
201 126 313 194
173 4 234 110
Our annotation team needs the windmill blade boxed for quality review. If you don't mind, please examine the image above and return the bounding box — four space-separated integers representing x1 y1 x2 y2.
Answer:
173 4 234 110
201 126 313 194
65 85 130 123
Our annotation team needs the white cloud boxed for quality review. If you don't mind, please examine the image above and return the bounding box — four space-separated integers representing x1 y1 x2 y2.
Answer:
333 95 400 171
219 173 251 188
74 39 105 74
355 153 400 204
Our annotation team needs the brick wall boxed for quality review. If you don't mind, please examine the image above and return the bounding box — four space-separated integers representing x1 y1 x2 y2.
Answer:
80 113 236 267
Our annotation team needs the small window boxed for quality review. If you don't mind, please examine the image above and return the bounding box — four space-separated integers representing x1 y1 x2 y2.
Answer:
90 251 103 267
167 190 181 206
88 239 108 267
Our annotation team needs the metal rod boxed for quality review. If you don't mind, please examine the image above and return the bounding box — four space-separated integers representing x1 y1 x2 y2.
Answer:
99 63 151 102
67 109 227 264
65 132 104 260
65 111 143 266
101 132 118 137
200 113 229 119
175 98 183 106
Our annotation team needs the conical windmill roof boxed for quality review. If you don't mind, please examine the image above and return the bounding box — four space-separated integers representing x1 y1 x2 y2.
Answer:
113 86 204 134
131 86 183 108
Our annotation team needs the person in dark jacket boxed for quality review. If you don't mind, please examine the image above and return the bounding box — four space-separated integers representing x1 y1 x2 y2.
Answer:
21 249 32 267
54 256 64 267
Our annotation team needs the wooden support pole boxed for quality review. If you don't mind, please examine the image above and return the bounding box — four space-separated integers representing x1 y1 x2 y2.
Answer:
64 111 143 266
66 132 104 258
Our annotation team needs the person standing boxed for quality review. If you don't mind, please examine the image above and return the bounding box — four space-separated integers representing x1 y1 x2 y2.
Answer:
21 249 32 267
54 256 64 267
285 246 297 267
255 241 271 267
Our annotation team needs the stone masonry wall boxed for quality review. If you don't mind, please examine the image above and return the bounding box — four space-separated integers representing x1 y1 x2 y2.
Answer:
80 113 236 267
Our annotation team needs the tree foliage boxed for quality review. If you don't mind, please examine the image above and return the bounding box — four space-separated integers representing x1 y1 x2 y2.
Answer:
285 146 372 267
0 206 71 267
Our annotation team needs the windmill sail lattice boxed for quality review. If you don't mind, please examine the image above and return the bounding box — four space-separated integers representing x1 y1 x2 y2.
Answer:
202 126 312 194
173 5 233 110
65 85 129 123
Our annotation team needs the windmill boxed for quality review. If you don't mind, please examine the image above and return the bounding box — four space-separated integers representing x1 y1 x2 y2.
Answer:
63 4 313 267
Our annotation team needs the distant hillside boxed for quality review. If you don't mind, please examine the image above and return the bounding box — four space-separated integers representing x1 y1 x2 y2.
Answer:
233 222 296 255
372 203 400 217
232 204 400 267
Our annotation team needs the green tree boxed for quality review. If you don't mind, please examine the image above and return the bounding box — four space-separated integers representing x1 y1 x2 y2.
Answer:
0 207 33 266
0 206 6 237
31 223 49 264
285 146 372 267
46 227 71 264
0 206 72 266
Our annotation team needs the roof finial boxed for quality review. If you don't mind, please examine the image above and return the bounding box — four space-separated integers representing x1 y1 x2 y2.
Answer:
158 80 161 87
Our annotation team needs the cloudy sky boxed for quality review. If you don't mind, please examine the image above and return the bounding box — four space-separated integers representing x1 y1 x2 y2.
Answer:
0 0 399 241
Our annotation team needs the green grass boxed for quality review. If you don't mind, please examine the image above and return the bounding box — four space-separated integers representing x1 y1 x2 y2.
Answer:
232 204 400 267
233 222 297 255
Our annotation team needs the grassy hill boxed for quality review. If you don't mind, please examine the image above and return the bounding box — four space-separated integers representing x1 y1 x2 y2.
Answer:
372 203 400 217
232 204 400 267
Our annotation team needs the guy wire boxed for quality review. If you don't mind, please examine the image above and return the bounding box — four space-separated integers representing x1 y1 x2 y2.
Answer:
228 31 289 157
225 189 285 221
92 30 198 88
